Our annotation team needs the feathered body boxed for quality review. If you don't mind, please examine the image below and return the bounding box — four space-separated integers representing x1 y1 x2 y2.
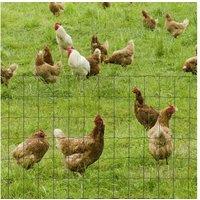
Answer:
12 130 49 170
67 47 90 78
87 48 101 77
132 87 159 130
165 14 189 38
35 50 61 83
43 46 54 66
102 2 111 8
54 115 105 175
1 64 18 86
183 56 197 75
55 23 73 54
105 40 134 67
148 105 176 164
91 35 109 62
142 10 157 30
49 2 64 16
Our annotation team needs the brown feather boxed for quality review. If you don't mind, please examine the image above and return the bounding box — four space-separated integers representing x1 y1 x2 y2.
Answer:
91 35 108 62
12 130 49 170
102 2 111 9
35 51 61 83
1 64 18 86
86 49 101 77
132 87 159 129
49 2 64 16
54 115 105 174
183 56 197 75
148 105 176 164
105 40 134 67
142 10 157 30
43 46 54 66
165 13 189 38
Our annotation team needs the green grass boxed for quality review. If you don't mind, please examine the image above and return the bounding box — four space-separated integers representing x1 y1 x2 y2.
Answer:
1 2 197 199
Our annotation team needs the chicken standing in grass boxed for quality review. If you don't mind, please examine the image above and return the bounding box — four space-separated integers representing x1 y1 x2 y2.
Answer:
54 115 105 175
165 13 189 38
104 40 134 67
49 2 64 16
86 48 101 77
43 46 54 66
1 63 18 86
148 105 177 165
142 10 157 30
132 87 159 130
183 46 197 75
182 56 197 75
12 130 49 170
102 2 111 9
66 46 90 78
91 35 109 62
35 50 61 83
54 23 73 57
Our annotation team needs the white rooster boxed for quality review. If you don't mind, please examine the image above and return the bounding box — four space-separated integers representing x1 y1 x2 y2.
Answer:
66 47 90 78
54 23 73 57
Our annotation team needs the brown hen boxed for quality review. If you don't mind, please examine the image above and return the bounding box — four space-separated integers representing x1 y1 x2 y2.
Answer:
1 64 18 86
35 50 61 83
102 2 111 9
86 48 101 77
182 56 197 75
142 10 157 30
49 2 64 16
148 105 177 164
132 87 159 130
165 13 189 38
54 115 105 175
183 46 197 75
12 130 49 170
43 46 54 66
104 40 134 67
91 35 109 62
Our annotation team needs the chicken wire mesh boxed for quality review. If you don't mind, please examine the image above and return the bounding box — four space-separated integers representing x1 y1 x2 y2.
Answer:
1 74 197 198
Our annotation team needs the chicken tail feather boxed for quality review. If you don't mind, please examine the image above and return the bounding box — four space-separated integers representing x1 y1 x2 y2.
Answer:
54 129 65 138
9 64 18 74
102 40 109 51
155 19 159 24
182 19 189 29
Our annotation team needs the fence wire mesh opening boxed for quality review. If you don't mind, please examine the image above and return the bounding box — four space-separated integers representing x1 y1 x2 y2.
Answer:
1 74 197 199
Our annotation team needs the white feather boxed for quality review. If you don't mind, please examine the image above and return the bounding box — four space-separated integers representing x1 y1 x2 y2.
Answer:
68 49 90 77
155 124 164 138
181 19 189 29
56 25 73 50
155 18 159 24
54 129 65 138
102 40 109 50
54 129 65 150
9 63 18 74
94 48 101 59
183 66 187 70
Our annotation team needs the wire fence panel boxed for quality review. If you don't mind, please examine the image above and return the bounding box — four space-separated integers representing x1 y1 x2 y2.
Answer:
1 74 197 199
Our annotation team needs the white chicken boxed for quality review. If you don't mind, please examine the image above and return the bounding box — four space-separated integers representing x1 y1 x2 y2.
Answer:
54 23 73 56
67 47 90 78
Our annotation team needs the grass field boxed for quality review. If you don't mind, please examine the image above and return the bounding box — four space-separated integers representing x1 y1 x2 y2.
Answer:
1 2 197 199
